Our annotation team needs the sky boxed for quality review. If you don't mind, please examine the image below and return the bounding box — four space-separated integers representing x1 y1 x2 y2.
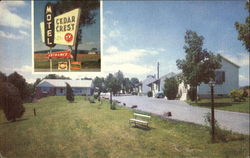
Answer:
0 0 249 86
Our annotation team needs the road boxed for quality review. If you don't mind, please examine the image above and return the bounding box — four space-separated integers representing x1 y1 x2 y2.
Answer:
110 95 249 135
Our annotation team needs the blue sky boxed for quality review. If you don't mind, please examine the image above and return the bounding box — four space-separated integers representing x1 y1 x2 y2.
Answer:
0 1 249 86
103 1 249 86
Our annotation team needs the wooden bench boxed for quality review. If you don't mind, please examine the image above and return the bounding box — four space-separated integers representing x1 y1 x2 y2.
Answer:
129 113 151 128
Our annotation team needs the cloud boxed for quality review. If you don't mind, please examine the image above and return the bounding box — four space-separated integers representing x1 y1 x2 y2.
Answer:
19 30 29 36
239 74 249 86
1 1 26 7
104 46 160 64
0 30 29 40
105 10 113 15
100 46 159 79
103 63 154 76
0 30 22 40
108 30 121 38
0 2 30 28
239 74 249 82
219 51 249 67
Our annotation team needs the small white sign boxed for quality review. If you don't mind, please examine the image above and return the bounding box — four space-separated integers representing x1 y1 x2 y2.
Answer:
40 22 45 43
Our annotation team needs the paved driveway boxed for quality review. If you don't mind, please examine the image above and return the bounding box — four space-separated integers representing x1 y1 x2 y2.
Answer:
110 95 249 135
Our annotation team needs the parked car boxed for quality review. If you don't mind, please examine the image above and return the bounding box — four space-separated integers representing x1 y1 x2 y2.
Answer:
155 92 165 98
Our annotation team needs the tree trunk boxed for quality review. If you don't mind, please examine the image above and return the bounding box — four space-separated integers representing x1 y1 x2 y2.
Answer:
110 91 112 109
74 31 79 61
195 86 198 103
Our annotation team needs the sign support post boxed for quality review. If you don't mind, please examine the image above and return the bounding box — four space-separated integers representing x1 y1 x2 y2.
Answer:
49 48 52 72
68 46 73 72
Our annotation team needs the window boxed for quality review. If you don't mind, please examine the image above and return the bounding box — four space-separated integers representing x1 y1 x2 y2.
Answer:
41 87 50 93
60 88 63 93
215 71 225 84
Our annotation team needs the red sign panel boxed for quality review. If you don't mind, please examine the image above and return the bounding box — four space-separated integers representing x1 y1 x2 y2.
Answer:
46 50 71 58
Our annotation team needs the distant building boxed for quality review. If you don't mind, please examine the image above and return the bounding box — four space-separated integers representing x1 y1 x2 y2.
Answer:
35 79 94 98
178 56 240 100
134 75 156 95
147 72 176 97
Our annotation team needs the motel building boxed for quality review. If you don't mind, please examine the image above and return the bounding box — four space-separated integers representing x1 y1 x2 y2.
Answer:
35 79 94 99
139 56 239 100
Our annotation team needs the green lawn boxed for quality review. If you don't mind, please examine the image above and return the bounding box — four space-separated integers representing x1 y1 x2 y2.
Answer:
0 96 249 158
34 60 100 69
187 97 250 113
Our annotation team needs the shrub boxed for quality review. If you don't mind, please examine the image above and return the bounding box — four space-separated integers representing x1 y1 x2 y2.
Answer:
93 92 99 99
204 112 232 142
147 91 153 97
0 82 25 121
65 82 74 102
163 77 178 100
228 89 245 102
187 87 197 101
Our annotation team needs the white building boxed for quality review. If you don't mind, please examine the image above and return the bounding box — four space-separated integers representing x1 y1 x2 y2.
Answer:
147 72 176 97
135 75 156 95
178 56 240 100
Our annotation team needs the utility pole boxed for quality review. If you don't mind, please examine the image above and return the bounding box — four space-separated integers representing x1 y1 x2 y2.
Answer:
157 62 160 92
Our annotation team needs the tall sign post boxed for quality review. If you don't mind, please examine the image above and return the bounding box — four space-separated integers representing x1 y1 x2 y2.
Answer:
209 80 216 143
44 3 56 72
40 5 81 72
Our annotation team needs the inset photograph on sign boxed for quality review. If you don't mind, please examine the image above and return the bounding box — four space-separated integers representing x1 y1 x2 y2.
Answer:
33 0 100 72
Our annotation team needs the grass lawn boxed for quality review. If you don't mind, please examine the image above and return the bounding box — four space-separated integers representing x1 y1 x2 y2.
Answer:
0 96 249 158
187 97 250 113
34 60 100 70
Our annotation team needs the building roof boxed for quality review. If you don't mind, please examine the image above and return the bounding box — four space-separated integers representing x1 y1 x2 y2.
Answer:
221 56 240 68
147 72 176 86
37 79 93 88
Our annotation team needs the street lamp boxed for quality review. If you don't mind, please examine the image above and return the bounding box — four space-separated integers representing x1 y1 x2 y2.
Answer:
208 80 216 143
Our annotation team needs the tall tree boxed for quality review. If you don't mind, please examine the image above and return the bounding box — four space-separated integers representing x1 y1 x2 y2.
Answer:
235 1 250 52
123 78 131 93
105 73 120 109
130 77 139 92
65 82 74 102
7 72 30 101
176 30 222 101
93 76 106 95
114 70 124 93
0 82 25 122
55 0 100 61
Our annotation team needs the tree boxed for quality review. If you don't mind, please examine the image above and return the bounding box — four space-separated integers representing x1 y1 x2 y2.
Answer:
163 77 179 100
114 70 124 93
55 0 100 61
123 78 132 93
93 76 106 97
44 74 71 80
131 77 139 86
0 71 7 82
65 82 74 102
104 73 120 109
235 1 250 52
7 72 30 101
0 82 25 122
130 77 140 92
176 30 222 102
